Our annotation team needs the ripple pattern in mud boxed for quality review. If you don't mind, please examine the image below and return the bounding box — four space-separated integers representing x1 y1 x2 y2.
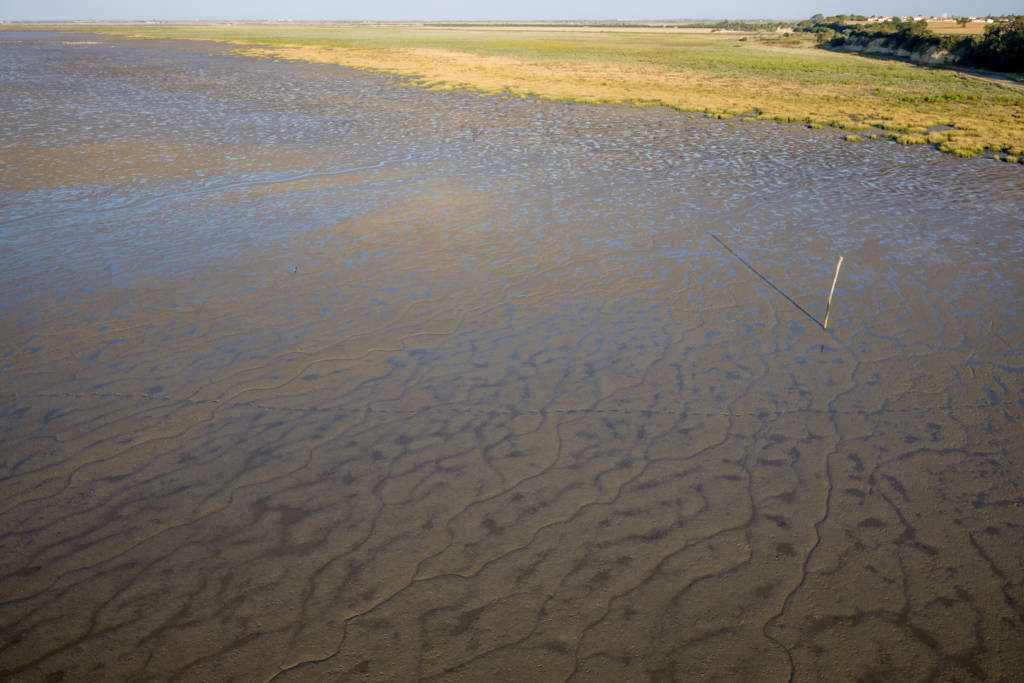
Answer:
1 33 1023 682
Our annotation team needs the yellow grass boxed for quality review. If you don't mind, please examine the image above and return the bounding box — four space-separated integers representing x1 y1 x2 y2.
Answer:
926 21 990 35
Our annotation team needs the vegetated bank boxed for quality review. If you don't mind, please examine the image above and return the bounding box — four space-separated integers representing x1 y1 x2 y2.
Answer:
8 20 1024 161
796 15 1024 73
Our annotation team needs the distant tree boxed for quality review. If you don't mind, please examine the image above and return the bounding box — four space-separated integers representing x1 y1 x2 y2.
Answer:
976 15 1024 71
956 16 970 28
798 8 1022 73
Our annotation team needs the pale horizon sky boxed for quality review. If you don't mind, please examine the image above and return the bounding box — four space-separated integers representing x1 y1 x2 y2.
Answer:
1 0 1019 22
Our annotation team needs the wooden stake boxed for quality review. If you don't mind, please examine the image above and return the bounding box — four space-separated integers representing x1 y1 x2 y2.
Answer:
823 256 844 330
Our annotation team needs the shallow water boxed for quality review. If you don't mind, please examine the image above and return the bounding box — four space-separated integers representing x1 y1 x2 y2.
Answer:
1 33 1022 682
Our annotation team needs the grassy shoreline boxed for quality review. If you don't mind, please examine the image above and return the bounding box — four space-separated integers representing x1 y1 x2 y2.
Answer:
10 22 1024 160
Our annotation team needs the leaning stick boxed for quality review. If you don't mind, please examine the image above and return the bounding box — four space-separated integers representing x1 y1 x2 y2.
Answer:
823 256 844 330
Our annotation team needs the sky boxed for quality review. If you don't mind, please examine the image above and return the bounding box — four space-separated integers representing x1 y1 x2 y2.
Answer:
1 0 1019 22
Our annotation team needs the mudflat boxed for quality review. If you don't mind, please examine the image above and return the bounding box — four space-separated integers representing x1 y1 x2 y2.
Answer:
1 33 1022 682
26 21 1024 160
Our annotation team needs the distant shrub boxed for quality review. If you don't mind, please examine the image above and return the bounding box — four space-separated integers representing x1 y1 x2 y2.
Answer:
688 20 794 31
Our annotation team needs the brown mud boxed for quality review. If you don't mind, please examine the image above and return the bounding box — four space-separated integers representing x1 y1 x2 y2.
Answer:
1 33 1022 682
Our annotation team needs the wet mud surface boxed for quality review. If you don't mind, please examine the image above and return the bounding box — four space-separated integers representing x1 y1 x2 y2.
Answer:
1 33 1023 682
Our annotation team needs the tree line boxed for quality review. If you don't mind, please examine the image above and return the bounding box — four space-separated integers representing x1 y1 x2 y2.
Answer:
792 15 1023 73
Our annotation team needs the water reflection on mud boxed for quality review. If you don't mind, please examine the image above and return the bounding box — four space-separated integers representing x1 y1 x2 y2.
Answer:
1 33 1022 682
